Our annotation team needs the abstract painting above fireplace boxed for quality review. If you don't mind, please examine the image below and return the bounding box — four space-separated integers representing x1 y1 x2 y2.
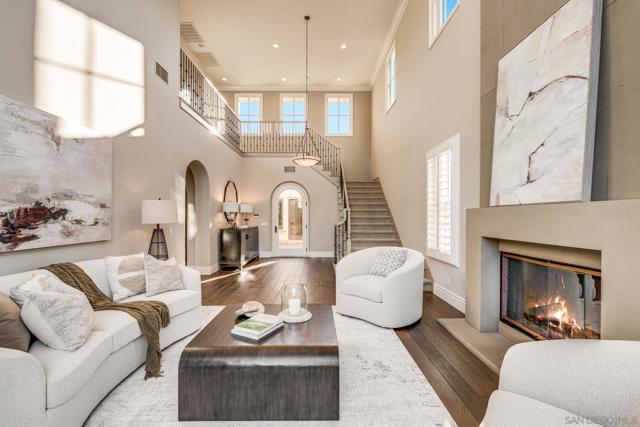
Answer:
500 252 601 340
489 0 603 206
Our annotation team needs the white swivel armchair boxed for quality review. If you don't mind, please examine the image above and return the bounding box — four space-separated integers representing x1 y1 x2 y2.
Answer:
335 247 424 328
481 340 640 427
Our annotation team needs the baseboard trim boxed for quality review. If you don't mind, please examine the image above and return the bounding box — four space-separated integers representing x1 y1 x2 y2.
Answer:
308 251 334 258
190 264 219 275
259 251 333 259
433 283 466 313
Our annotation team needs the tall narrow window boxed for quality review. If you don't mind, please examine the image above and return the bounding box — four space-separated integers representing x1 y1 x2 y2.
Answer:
325 94 353 136
426 134 460 266
429 0 460 46
280 94 306 134
236 93 262 134
385 42 397 112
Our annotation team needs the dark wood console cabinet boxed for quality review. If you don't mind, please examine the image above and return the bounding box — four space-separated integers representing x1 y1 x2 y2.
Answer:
219 227 259 269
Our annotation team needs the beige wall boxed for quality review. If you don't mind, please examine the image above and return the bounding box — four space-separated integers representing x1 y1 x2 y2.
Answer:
0 0 244 275
240 157 339 256
480 0 640 206
223 91 372 182
370 0 481 302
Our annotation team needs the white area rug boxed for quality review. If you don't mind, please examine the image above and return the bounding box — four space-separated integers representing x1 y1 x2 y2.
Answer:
85 306 456 427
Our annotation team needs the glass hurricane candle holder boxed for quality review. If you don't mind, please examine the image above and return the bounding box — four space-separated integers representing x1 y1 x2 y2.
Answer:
280 283 312 323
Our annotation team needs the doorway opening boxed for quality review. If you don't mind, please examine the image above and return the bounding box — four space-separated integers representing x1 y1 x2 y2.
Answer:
185 161 211 269
271 182 309 257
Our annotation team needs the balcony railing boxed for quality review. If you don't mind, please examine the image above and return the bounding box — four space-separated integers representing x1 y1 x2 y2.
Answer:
179 49 240 146
240 121 341 177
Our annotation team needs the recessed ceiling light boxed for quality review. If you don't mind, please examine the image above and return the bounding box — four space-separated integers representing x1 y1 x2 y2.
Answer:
340 43 347 50
221 77 227 81
281 77 287 82
336 77 342 82
272 43 280 48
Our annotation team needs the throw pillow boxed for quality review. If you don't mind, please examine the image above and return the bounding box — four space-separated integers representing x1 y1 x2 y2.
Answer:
369 248 408 277
10 274 94 351
144 255 184 297
0 292 31 352
105 253 146 302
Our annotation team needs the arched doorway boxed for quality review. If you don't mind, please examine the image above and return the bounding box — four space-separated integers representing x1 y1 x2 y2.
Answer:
185 161 211 268
271 182 309 257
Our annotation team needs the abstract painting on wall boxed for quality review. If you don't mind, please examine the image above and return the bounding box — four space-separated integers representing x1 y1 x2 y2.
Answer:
0 94 112 252
490 0 602 206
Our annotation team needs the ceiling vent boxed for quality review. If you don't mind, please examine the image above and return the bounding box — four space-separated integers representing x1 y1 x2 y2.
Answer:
284 166 296 173
180 22 204 43
195 52 219 67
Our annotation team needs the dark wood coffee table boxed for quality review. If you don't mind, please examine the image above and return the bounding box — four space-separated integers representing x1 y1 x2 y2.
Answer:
178 304 339 421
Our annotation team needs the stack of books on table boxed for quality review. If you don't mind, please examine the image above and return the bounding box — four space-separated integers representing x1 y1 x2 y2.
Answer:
231 313 284 342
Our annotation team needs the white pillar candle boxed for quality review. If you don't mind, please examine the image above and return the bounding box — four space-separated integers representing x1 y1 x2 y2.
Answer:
289 297 301 316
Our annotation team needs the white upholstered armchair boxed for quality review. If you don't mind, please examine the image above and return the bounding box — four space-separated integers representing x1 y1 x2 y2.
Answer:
335 247 424 328
481 340 640 427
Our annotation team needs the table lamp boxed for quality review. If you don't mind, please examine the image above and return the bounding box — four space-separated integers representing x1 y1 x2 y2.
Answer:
239 203 253 227
142 198 178 260
223 201 239 228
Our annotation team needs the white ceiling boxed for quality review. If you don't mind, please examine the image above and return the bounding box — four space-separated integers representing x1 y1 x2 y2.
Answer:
179 0 402 90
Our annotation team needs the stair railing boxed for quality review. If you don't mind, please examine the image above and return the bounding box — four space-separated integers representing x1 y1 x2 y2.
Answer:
240 122 340 177
334 160 351 263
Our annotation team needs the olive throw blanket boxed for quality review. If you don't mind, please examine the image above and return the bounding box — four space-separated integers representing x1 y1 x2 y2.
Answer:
43 262 170 379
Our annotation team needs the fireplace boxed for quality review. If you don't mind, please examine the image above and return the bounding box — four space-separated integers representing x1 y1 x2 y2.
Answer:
500 253 601 340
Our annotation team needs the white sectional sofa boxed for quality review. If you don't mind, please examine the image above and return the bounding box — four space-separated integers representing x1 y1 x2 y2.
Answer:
481 340 640 427
0 258 203 427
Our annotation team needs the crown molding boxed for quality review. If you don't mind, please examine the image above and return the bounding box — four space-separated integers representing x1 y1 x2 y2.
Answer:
216 85 372 92
369 0 409 86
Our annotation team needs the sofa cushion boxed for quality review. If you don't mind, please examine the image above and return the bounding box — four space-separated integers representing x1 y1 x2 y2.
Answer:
481 390 604 427
0 292 31 352
92 310 139 353
144 255 184 297
11 274 94 351
105 253 146 302
92 290 200 353
29 331 111 409
341 275 385 303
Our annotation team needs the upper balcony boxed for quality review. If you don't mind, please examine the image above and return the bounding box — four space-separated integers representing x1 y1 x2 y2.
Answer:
179 48 341 178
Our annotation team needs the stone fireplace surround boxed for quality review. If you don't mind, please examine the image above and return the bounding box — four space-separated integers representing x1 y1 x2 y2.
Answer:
439 199 640 373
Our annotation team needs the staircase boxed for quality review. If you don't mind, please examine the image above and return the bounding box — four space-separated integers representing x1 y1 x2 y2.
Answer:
347 180 401 252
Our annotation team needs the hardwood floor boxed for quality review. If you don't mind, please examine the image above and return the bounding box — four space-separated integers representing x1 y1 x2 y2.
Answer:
201 257 497 427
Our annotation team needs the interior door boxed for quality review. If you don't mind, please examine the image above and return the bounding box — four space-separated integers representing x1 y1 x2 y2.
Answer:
288 199 302 239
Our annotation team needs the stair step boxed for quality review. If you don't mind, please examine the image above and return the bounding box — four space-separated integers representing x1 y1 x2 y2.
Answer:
351 232 397 239
349 199 387 208
347 181 380 186
352 237 401 243
351 217 393 224
351 212 389 218
348 186 381 190
350 207 388 212
350 225 396 232
349 193 384 203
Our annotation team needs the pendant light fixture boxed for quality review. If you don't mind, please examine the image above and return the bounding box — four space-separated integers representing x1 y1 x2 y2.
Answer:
293 15 322 167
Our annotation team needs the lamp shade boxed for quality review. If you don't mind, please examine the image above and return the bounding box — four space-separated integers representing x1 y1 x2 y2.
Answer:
223 201 239 213
239 203 253 214
141 199 178 225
